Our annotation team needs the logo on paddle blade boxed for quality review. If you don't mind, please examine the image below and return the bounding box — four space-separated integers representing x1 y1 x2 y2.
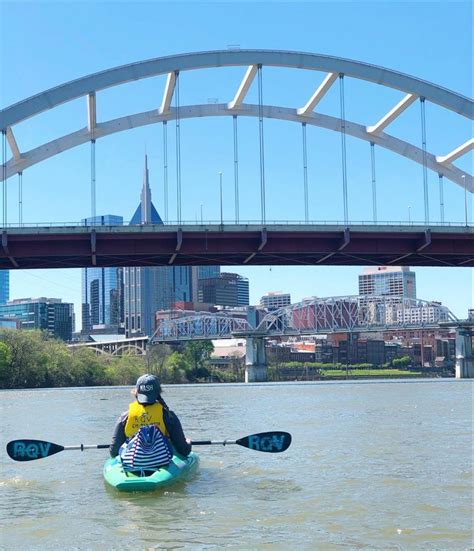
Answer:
12 441 51 459
247 434 287 452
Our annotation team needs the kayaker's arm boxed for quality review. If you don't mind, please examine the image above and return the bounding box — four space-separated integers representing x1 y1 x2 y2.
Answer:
109 412 127 457
164 409 192 457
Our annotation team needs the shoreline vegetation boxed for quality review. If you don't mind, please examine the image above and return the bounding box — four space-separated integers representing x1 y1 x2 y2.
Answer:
0 330 451 390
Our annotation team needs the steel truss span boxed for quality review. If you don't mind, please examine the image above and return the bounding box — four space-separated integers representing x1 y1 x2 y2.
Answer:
152 314 253 342
1 225 472 269
1 49 472 190
254 295 458 336
151 295 458 342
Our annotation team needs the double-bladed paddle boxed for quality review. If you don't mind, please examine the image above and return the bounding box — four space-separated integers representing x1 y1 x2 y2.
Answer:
6 431 292 462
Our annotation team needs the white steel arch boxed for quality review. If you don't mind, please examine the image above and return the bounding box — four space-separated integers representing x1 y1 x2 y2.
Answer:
3 104 472 190
1 49 472 190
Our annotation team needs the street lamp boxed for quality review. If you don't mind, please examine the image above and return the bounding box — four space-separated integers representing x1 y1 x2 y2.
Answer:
408 205 411 224
219 172 223 225
200 203 203 225
462 175 468 226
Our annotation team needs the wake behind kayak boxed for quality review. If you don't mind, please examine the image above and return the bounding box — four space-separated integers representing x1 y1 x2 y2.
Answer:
103 451 199 492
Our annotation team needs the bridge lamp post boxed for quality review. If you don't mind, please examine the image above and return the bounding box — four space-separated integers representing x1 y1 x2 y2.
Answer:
408 205 411 224
200 203 203 225
219 172 223 225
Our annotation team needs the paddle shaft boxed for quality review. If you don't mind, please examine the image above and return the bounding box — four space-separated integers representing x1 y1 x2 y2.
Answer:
191 440 237 446
63 444 110 451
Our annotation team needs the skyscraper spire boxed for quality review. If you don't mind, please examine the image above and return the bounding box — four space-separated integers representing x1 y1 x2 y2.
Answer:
129 154 163 226
140 154 152 224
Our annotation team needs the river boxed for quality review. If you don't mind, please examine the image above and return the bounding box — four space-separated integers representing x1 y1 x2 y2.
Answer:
1 380 472 550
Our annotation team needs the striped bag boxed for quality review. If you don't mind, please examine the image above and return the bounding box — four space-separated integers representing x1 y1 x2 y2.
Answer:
120 425 173 473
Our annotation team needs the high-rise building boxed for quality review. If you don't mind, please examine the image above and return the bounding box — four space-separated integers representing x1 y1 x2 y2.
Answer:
191 266 220 304
81 215 124 333
198 266 221 280
260 292 291 311
0 271 9 304
0 297 74 341
358 266 416 299
198 272 248 307
236 274 250 306
124 156 192 337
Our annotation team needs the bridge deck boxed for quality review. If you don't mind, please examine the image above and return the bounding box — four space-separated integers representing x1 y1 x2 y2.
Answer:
1 224 472 269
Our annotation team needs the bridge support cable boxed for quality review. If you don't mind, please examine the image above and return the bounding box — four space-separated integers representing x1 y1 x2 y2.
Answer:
339 74 349 225
370 142 378 223
87 92 97 221
257 65 266 225
163 121 169 223
90 139 96 219
175 71 182 225
438 173 445 223
302 123 309 223
420 98 429 224
18 172 23 226
2 129 6 226
233 115 240 223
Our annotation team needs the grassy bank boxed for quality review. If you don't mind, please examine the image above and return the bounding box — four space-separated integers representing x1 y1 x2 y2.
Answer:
321 368 423 378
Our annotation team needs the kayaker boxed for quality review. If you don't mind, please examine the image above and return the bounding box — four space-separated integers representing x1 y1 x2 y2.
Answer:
109 374 191 458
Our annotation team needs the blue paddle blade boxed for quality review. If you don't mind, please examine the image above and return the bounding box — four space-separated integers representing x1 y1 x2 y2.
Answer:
6 440 64 462
236 431 292 453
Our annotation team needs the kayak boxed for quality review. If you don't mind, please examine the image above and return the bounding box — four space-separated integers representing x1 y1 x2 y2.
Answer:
103 451 199 492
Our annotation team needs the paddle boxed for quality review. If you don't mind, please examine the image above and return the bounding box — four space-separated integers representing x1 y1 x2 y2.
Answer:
6 431 291 462
192 431 292 453
6 440 110 462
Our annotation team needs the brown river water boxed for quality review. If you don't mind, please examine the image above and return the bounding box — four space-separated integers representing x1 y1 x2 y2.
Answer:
1 380 472 550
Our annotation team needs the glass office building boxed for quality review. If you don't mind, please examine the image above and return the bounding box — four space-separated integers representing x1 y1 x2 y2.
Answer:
198 272 249 307
0 297 74 341
0 270 9 304
81 215 124 332
198 266 220 280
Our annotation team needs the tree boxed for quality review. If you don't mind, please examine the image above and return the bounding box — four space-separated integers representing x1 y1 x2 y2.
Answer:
0 341 12 388
183 340 214 381
0 329 49 388
392 355 411 369
164 352 188 383
146 343 174 380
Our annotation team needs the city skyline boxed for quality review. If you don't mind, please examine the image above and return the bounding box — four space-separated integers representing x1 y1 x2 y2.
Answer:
2 1 472 326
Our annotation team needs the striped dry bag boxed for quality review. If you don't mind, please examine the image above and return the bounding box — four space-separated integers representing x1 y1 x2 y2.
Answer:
120 425 173 472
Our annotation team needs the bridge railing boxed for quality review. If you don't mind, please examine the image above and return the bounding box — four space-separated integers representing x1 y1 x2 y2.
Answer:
0 219 471 229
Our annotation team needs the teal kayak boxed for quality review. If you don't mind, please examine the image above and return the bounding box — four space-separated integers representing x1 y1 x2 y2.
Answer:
103 451 199 492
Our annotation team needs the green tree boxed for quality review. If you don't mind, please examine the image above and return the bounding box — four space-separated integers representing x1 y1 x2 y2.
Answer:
164 352 188 383
0 329 49 388
146 344 174 380
106 353 145 385
392 355 411 369
183 340 214 381
0 341 12 387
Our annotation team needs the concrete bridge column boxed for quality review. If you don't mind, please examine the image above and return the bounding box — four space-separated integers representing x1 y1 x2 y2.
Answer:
455 327 474 379
245 337 268 383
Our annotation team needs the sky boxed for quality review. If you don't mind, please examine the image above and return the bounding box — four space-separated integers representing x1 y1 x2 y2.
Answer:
1 0 473 327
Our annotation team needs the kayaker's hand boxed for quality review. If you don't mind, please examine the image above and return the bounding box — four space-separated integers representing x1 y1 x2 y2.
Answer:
186 438 191 445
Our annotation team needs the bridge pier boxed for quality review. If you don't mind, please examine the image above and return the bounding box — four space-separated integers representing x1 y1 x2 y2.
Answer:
455 326 474 379
245 337 268 383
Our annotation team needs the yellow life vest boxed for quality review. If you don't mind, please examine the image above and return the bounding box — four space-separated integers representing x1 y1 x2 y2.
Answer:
124 401 169 439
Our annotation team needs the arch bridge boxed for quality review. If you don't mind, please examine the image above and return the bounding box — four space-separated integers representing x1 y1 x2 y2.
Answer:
1 50 473 268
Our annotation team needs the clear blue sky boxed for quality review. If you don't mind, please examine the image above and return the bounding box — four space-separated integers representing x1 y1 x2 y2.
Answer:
1 0 472 325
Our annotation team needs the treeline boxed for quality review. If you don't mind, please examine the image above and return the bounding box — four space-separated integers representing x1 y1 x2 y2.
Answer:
267 357 413 381
268 357 412 372
0 330 238 389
